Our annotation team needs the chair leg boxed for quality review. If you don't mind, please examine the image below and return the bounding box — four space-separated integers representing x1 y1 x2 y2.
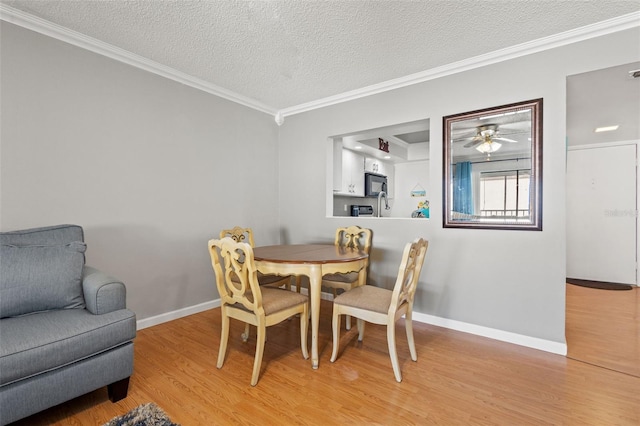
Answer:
285 276 292 291
241 323 250 342
387 322 402 382
300 303 309 359
330 307 341 362
251 321 266 386
217 313 230 368
334 288 352 331
357 318 365 341
405 310 417 361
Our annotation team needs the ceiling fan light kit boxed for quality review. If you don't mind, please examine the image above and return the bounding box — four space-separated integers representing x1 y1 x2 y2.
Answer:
476 140 502 154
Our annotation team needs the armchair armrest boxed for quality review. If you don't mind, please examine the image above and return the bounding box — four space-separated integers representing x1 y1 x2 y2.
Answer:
82 266 127 315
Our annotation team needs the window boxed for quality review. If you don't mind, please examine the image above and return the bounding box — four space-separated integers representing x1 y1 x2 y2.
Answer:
479 170 531 218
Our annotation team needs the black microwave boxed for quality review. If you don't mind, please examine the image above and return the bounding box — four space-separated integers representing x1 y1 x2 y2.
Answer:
364 172 387 196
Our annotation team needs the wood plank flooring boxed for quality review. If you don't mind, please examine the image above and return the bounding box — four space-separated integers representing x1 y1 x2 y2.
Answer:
11 297 640 425
566 283 639 377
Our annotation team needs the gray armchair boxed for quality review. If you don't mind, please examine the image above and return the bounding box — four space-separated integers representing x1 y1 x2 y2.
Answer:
0 225 136 425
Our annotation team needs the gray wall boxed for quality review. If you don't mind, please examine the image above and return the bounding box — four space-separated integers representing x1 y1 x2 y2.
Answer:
0 23 281 320
278 27 640 345
2 20 639 347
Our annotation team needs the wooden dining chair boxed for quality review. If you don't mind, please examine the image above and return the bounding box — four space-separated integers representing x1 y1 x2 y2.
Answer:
208 237 309 386
319 226 372 329
220 226 293 290
330 238 428 382
220 226 296 341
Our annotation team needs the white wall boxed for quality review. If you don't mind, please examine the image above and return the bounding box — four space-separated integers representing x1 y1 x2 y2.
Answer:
393 161 430 218
278 27 640 349
0 23 281 320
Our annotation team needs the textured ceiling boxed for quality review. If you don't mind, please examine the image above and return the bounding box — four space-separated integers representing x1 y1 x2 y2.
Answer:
2 0 639 111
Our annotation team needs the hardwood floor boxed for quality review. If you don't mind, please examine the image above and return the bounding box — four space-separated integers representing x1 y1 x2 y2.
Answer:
12 298 640 425
566 283 639 377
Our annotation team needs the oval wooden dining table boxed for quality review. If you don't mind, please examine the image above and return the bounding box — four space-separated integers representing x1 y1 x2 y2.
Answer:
253 244 368 369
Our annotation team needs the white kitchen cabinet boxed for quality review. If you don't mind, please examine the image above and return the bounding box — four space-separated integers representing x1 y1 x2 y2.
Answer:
337 149 365 196
365 157 392 177
333 140 343 192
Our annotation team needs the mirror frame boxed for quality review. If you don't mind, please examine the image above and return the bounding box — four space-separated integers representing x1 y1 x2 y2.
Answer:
442 98 543 231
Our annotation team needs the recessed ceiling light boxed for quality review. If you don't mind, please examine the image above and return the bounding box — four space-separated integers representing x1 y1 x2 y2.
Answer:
384 155 391 159
595 125 619 133
354 146 362 149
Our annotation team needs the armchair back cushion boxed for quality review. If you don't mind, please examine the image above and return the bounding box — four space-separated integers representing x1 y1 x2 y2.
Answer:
0 225 87 318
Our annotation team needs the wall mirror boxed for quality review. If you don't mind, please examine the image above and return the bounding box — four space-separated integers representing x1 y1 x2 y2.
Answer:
443 98 543 230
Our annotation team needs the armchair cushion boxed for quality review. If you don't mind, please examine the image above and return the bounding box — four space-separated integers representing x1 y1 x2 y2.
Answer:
0 308 136 386
0 224 84 247
82 266 127 315
0 241 87 318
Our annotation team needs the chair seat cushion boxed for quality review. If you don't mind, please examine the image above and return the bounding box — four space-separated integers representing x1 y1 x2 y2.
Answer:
231 288 307 316
333 285 392 314
0 308 136 386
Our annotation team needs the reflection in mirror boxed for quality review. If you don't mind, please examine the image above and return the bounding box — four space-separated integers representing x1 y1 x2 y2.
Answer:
443 99 542 230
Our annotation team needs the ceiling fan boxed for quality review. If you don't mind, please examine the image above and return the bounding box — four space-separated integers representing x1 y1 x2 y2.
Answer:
463 124 518 150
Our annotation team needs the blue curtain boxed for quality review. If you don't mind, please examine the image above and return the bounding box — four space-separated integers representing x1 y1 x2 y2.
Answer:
453 161 473 215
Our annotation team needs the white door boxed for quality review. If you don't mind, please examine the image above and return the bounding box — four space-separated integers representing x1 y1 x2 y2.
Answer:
566 144 637 285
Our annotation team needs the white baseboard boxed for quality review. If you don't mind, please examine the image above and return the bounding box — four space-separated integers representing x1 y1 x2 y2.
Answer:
136 299 221 330
412 312 567 355
137 290 567 356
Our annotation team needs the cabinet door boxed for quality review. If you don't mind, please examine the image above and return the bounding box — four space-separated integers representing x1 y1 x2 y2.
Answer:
364 157 376 174
351 152 365 196
365 158 390 176
341 149 353 193
333 141 343 192
377 161 389 177
342 149 364 195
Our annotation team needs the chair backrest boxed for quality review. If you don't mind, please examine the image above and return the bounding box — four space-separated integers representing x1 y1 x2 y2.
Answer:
208 237 264 314
389 238 428 314
219 226 256 247
334 226 372 255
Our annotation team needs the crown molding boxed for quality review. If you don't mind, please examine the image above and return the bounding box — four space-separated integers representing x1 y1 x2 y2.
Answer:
278 11 640 120
0 4 278 116
2 4 638 124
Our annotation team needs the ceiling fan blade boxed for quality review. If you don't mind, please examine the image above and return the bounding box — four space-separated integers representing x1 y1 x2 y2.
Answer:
451 129 478 139
463 139 483 148
494 137 518 143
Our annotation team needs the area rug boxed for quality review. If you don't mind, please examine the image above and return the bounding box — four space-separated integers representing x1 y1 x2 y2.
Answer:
567 278 633 291
103 403 179 426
